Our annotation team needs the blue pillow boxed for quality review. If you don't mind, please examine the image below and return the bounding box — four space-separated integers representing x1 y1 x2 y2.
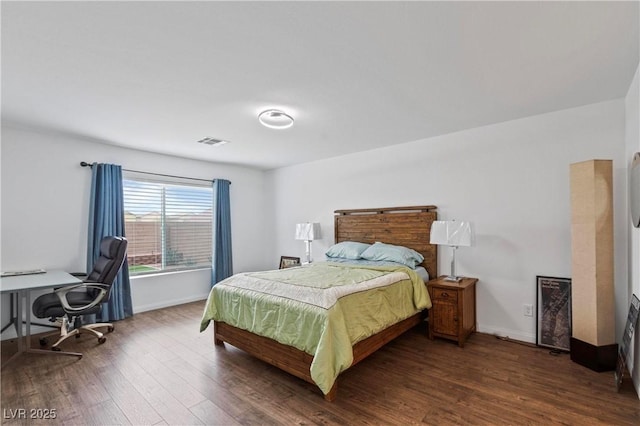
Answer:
325 241 371 260
360 242 424 268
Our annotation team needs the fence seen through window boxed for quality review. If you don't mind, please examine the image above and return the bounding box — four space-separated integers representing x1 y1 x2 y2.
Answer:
123 178 213 275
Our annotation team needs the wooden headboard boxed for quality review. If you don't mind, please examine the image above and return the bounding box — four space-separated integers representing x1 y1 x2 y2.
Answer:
334 205 438 279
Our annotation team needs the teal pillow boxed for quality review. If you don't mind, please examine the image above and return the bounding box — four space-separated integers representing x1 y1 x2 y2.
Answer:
325 241 371 260
360 242 424 268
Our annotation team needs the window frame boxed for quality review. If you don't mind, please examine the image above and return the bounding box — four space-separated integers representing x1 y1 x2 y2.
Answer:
122 172 213 277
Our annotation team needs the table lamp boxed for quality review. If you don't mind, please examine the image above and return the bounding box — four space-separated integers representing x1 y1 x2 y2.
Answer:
295 222 321 264
430 220 474 281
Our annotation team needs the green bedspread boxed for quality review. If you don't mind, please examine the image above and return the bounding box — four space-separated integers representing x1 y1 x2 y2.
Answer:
200 262 431 395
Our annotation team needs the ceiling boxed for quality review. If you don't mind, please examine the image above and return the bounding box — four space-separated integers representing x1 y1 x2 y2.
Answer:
2 1 638 171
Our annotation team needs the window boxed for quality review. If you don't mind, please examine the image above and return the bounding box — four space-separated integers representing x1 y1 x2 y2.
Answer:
123 176 212 276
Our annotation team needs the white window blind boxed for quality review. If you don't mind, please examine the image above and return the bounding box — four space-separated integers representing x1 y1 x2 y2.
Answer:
123 177 213 275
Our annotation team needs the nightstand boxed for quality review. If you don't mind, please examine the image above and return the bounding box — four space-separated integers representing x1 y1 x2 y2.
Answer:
426 276 478 347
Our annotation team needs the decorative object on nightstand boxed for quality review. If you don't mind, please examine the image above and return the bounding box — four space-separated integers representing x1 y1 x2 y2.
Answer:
429 220 474 282
295 222 321 264
427 276 478 347
279 256 301 269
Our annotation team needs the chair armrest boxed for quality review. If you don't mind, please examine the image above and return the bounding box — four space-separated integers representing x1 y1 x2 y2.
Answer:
70 272 88 280
54 283 109 313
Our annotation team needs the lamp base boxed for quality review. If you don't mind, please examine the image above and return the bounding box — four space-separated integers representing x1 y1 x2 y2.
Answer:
444 275 463 282
304 240 312 264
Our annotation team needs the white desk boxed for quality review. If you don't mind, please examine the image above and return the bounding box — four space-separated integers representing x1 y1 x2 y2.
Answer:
0 270 83 367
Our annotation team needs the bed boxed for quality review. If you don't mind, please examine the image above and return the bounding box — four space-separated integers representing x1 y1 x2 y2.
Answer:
200 205 438 401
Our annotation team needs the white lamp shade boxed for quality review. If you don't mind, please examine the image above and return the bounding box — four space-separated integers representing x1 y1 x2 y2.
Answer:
430 220 474 247
295 222 321 241
429 221 449 245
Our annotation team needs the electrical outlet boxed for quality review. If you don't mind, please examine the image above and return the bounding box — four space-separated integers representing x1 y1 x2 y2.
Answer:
523 304 533 317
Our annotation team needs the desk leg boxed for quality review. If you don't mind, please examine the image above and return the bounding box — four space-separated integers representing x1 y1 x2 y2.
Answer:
0 291 24 369
25 290 31 350
1 293 57 333
1 290 82 370
0 293 15 333
16 290 23 353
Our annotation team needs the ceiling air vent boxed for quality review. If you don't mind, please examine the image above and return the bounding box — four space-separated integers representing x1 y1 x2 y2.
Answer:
197 137 229 147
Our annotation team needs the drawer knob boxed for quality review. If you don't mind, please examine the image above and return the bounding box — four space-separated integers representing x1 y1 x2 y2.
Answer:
442 292 449 297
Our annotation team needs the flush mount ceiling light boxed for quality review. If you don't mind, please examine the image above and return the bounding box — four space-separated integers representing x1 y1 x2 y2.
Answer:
258 109 294 129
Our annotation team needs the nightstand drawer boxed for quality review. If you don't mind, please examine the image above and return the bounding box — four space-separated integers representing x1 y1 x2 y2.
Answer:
432 287 458 301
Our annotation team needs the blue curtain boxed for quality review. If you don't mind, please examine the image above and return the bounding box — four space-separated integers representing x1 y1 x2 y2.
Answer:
212 179 232 285
87 163 133 321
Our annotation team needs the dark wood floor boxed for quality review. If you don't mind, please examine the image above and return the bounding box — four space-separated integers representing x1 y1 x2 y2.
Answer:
1 301 639 425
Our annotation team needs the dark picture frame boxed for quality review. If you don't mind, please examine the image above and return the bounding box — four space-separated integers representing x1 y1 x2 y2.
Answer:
279 256 301 269
616 294 640 390
536 276 572 351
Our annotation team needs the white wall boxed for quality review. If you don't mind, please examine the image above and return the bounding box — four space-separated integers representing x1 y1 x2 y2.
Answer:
1 124 269 336
266 100 628 344
625 64 640 397
2 96 635 384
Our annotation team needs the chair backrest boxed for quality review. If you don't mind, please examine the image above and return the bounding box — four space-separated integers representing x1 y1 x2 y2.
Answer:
86 236 128 287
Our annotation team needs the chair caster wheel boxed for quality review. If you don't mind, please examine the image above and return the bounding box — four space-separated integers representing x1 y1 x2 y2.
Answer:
52 346 61 352
107 326 114 333
39 338 48 347
98 337 107 344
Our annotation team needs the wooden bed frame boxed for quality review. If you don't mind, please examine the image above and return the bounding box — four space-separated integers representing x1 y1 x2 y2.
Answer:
213 205 438 401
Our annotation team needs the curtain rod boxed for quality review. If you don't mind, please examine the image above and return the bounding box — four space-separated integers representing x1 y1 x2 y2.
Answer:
79 161 228 184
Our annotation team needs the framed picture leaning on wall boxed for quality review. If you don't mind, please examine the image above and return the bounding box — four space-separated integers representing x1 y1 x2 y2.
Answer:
536 276 572 352
279 256 301 269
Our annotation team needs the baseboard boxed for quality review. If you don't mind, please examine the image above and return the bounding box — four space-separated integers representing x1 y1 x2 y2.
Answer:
1 324 54 341
570 337 618 372
0 295 210 341
133 294 209 314
477 324 535 344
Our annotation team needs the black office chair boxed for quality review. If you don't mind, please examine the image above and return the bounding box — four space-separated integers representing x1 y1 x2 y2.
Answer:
33 236 128 351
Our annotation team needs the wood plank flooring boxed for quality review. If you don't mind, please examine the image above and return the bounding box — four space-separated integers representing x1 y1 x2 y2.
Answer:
1 301 638 425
